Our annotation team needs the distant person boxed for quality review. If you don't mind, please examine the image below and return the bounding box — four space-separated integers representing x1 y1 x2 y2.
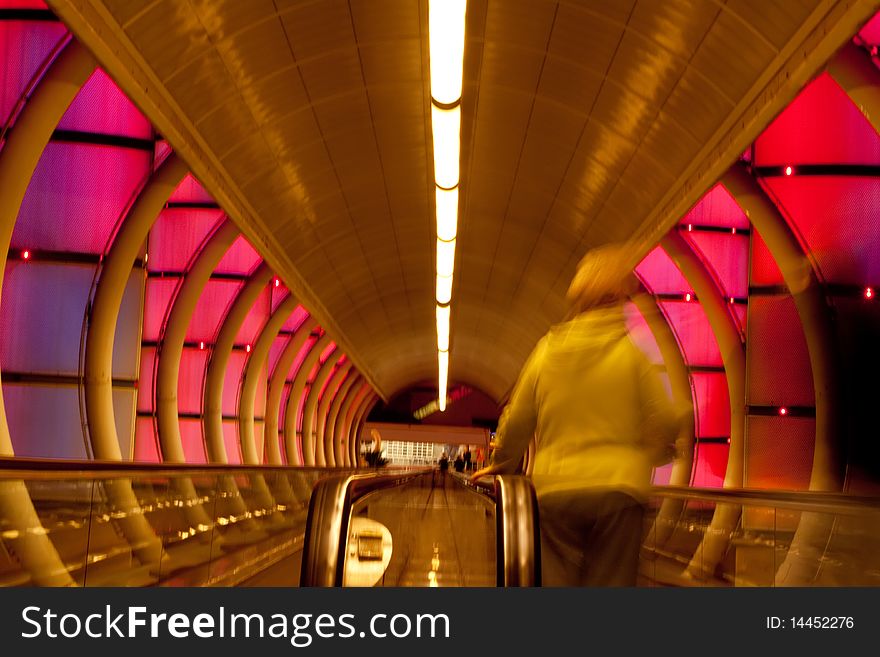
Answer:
438 452 449 473
473 243 685 586
463 449 472 471
454 455 465 473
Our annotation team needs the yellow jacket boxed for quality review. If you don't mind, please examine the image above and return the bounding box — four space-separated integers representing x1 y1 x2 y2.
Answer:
492 304 684 501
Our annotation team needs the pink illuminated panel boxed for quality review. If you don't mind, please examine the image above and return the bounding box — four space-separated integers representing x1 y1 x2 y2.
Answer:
680 184 750 229
755 74 880 166
215 236 261 275
177 348 208 414
222 421 241 465
749 230 784 287
0 18 66 127
658 301 722 367
57 68 152 138
690 443 727 488
134 418 160 462
683 232 749 299
235 286 271 345
761 177 880 286
13 143 151 253
635 246 689 294
179 419 207 464
137 347 156 413
187 279 242 341
691 372 730 438
623 303 663 364
147 208 224 271
142 278 177 341
168 173 214 204
221 351 247 415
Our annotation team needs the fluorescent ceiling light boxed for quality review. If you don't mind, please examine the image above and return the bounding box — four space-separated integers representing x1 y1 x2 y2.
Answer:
436 303 450 351
436 273 453 305
436 186 458 241
429 0 467 105
438 349 449 412
432 105 461 189
436 237 456 278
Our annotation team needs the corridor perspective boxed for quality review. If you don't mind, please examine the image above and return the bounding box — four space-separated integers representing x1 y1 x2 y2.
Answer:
0 0 879 587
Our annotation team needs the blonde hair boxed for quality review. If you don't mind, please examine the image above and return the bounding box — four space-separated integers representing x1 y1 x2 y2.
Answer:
566 243 638 314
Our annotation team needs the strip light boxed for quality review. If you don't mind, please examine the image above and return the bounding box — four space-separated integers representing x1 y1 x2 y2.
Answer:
429 0 466 412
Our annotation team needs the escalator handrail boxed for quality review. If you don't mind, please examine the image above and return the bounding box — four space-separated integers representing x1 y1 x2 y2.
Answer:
651 484 880 515
299 469 430 586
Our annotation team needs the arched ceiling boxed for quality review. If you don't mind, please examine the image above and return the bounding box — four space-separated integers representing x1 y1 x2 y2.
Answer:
48 0 877 402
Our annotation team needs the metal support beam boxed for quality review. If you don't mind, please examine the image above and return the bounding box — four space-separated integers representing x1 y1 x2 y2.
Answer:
283 333 333 466
300 348 338 466
317 363 353 467
326 372 360 467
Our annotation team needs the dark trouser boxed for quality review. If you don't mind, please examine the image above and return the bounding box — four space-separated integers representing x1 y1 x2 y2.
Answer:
539 490 645 587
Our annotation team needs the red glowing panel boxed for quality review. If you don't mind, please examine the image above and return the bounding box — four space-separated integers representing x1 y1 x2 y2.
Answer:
268 335 288 376
234 286 271 345
691 372 730 438
658 301 723 367
137 346 156 413
635 246 689 294
755 73 880 166
179 419 207 464
177 348 208 414
142 278 177 341
282 305 309 332
221 351 247 415
680 184 750 229
271 285 290 312
624 302 663 364
13 143 151 253
215 236 261 275
222 421 241 465
187 279 241 341
134 418 161 463
745 417 814 490
747 296 814 406
761 177 880 286
57 68 152 138
0 20 67 127
690 443 727 488
684 232 749 299
859 11 880 44
749 229 784 287
147 208 224 271
168 173 214 204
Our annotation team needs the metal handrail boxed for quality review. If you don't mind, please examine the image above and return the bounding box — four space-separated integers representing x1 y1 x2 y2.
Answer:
651 484 880 516
299 469 430 586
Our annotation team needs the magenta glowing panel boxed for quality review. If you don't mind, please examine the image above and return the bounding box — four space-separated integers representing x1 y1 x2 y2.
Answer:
760 177 880 286
658 301 722 368
755 73 880 166
680 184 750 230
147 208 224 271
215 236 261 275
268 334 288 377
57 68 152 139
221 351 247 415
168 173 214 204
319 341 337 362
635 246 689 295
691 372 730 438
282 305 310 332
690 443 727 488
271 285 291 312
177 348 208 414
137 346 156 412
13 143 151 253
859 11 880 45
0 19 66 128
179 419 207 464
142 278 177 342
134 418 160 463
187 279 242 341
683 232 749 299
